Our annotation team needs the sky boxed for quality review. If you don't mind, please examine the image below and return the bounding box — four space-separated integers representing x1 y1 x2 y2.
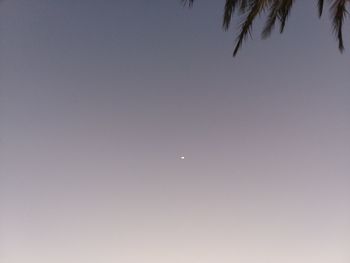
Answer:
0 0 350 263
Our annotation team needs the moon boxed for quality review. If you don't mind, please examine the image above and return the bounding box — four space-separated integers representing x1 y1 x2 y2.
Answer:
180 156 185 160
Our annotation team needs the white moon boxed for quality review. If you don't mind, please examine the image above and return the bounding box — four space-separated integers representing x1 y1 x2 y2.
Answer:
180 156 185 160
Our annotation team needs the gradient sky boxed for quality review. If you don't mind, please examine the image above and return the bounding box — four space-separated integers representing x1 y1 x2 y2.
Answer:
1 1 350 263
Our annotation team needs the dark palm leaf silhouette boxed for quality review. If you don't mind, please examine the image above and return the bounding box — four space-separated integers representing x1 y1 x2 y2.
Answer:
182 0 349 56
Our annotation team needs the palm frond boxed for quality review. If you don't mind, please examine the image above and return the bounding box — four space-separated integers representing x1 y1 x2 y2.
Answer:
182 0 194 7
278 0 294 33
223 0 253 30
331 0 347 52
239 0 250 12
223 0 237 30
262 0 281 38
182 0 350 55
318 0 324 17
233 0 269 56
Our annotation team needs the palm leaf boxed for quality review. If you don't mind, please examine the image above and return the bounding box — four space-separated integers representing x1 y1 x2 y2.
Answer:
331 0 347 52
262 0 281 38
318 0 324 17
233 0 270 56
278 0 294 33
222 0 253 30
223 0 237 30
182 0 194 7
182 0 350 55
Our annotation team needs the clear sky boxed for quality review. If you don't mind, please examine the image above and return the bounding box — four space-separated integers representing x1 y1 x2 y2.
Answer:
1 1 350 263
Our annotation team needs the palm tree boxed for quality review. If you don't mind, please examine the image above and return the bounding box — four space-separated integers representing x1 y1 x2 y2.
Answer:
182 0 349 56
